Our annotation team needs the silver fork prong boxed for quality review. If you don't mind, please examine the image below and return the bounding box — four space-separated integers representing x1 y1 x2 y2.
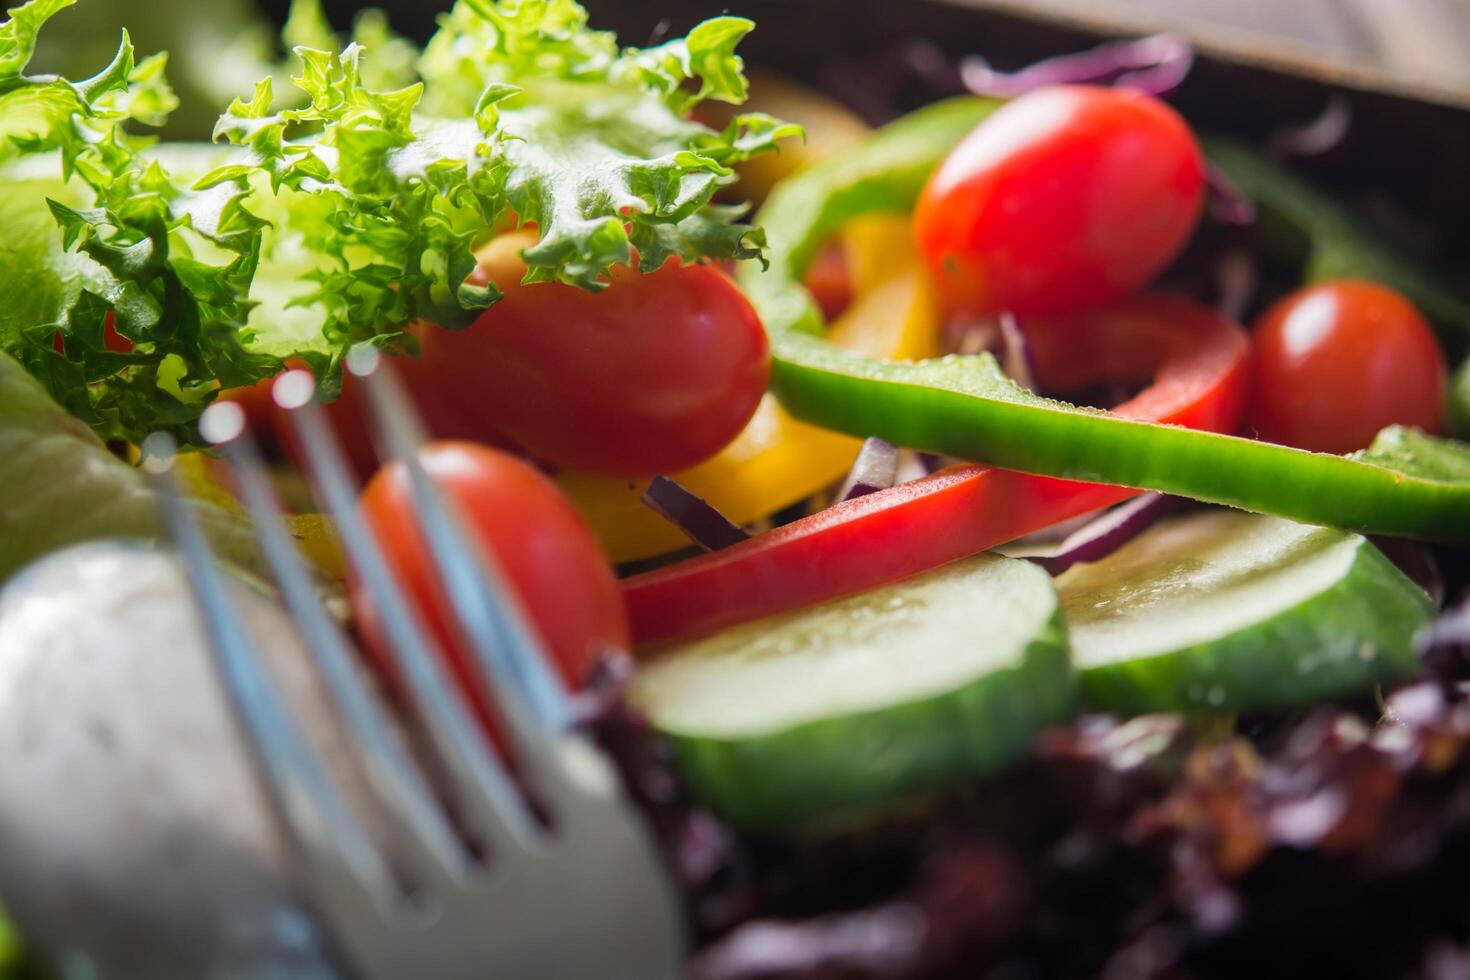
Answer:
141 433 397 912
199 403 469 887
275 372 544 856
348 347 570 741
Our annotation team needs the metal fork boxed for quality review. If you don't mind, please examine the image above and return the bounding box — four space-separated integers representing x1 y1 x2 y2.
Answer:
141 346 687 980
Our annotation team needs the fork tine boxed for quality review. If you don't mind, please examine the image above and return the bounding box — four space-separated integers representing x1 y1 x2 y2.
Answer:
347 348 570 747
141 433 397 910
276 372 544 856
199 402 469 887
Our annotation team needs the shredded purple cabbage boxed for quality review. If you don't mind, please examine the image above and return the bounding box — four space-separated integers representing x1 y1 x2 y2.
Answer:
996 313 1037 392
1213 248 1260 323
691 839 1023 980
642 475 751 552
1206 163 1258 227
959 33 1195 100
578 579 1470 980
837 439 901 502
1420 591 1470 684
949 314 1037 391
1029 493 1182 574
916 452 952 475
670 694 1470 980
821 34 1195 127
819 40 975 124
574 654 756 939
1269 96 1354 160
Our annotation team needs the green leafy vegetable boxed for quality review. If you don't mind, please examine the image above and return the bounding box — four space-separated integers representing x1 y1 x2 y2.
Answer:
0 348 257 585
739 96 1470 542
1452 358 1470 440
24 0 287 137
0 0 274 443
280 0 337 55
0 0 790 445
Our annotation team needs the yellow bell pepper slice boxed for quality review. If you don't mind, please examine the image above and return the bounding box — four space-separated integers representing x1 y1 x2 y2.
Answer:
559 216 941 563
170 452 347 579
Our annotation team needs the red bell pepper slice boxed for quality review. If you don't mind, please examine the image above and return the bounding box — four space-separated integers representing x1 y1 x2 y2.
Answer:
622 294 1250 645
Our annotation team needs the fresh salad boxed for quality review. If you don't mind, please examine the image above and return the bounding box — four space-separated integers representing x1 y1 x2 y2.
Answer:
3 0 1470 977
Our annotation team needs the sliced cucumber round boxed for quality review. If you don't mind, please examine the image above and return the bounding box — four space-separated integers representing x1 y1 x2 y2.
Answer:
1057 510 1435 715
631 553 1073 833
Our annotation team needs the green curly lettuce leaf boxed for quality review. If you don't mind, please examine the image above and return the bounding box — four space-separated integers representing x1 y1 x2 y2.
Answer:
1 0 790 445
0 0 272 443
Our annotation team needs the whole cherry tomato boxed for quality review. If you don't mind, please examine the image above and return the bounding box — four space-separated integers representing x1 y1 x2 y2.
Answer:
1249 279 1447 454
422 236 771 478
355 441 629 743
915 85 1205 317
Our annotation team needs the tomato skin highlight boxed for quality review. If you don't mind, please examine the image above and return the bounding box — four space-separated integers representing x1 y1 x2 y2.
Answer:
355 441 629 735
625 295 1249 645
1249 279 1447 454
915 85 1205 317
424 257 771 479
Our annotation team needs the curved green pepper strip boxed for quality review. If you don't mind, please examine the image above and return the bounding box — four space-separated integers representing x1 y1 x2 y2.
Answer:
1451 358 1470 440
738 97 1470 542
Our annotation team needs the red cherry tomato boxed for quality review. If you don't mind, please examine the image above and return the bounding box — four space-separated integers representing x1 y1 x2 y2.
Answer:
52 312 134 355
251 337 522 482
915 85 1205 317
253 363 386 481
803 240 854 321
1249 279 1447 454
219 372 277 434
356 441 629 742
424 253 771 478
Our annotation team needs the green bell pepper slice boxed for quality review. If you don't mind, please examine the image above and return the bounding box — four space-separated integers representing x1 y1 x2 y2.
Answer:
737 97 1470 542
1451 357 1470 440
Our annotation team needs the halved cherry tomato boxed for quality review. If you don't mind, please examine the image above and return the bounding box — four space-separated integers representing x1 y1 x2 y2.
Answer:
623 295 1249 645
1249 279 1447 454
915 85 1205 317
420 240 770 479
356 441 628 740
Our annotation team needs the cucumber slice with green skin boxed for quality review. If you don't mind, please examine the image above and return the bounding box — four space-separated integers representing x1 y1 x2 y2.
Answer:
632 553 1073 833
1058 511 1435 716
